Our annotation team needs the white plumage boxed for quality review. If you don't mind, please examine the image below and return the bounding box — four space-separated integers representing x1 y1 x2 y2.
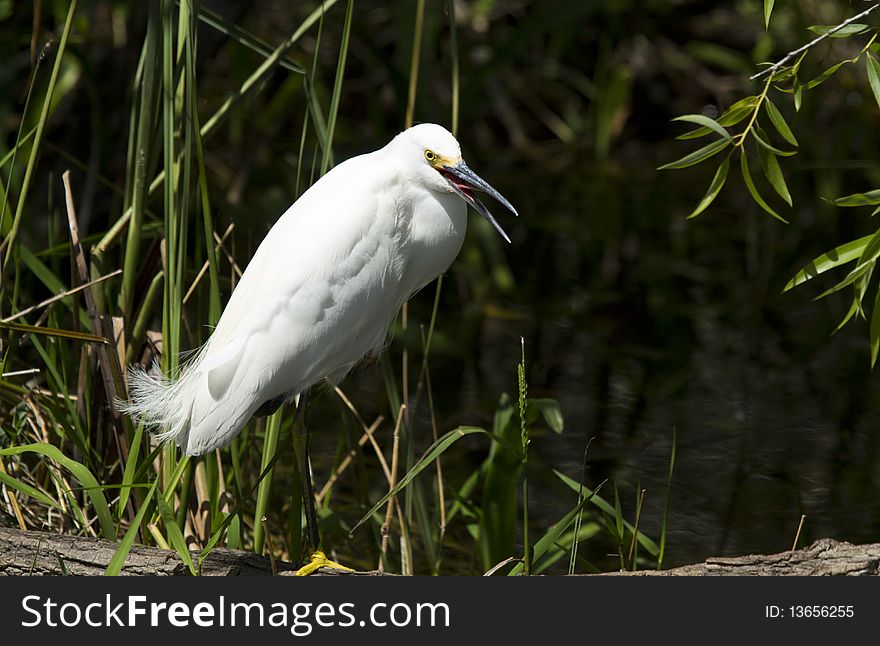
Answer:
124 123 515 456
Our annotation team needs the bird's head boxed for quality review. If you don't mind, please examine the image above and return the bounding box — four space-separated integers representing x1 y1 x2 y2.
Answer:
395 123 518 243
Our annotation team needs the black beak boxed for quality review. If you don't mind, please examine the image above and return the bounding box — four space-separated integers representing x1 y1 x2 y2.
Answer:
440 161 518 244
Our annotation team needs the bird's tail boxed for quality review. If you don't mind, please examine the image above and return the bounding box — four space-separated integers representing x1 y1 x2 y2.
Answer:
120 357 201 451
120 341 262 456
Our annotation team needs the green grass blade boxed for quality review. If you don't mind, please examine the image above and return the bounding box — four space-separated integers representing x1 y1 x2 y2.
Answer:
154 484 197 575
351 426 492 536
253 408 284 554
448 0 459 135
194 4 305 73
508 479 606 575
105 479 158 575
405 0 427 129
0 124 42 236
554 469 660 555
17 245 91 329
0 443 115 539
126 271 164 364
0 321 108 344
25 336 80 444
539 524 602 574
534 399 564 436
191 106 221 326
0 470 60 509
94 0 340 257
120 0 161 322
117 422 145 518
517 342 530 575
479 394 520 571
0 125 37 170
160 454 192 507
319 0 354 176
445 468 481 525
1 0 78 272
658 428 676 569
198 506 242 567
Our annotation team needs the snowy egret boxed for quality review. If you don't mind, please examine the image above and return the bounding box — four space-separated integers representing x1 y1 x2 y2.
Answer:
124 123 517 573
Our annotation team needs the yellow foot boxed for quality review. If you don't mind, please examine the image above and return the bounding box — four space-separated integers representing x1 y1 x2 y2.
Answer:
294 550 354 576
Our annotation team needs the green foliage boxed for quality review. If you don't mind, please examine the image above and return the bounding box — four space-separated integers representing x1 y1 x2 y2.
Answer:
478 394 520 572
517 339 530 574
554 470 660 560
507 479 603 576
0 442 115 539
807 24 871 38
1 0 364 573
687 155 730 219
763 0 774 30
352 425 494 536
665 4 880 368
658 428 676 571
661 70 796 225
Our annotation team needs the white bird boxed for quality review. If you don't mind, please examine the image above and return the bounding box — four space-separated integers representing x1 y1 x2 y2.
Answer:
123 123 517 571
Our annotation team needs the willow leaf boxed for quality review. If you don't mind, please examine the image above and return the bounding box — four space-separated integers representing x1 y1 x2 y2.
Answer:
833 190 880 207
657 138 730 171
688 155 730 219
757 146 792 206
764 99 798 147
867 55 880 110
740 151 788 223
672 114 732 141
784 235 871 291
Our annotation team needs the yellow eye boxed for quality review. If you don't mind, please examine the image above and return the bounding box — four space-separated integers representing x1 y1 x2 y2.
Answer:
424 149 436 162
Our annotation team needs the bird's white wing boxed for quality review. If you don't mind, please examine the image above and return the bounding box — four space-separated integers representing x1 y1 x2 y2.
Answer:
204 153 391 354
176 150 404 454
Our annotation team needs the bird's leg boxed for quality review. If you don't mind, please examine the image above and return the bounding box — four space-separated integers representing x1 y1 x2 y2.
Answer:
292 391 320 553
291 391 352 576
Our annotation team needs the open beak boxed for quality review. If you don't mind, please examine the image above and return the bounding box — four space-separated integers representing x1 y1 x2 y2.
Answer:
439 161 518 244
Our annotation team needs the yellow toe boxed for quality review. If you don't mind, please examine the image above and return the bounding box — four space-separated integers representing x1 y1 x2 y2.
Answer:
294 550 354 576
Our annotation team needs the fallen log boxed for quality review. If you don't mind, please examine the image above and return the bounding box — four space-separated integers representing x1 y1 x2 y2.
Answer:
0 527 877 575
0 526 288 576
610 537 880 576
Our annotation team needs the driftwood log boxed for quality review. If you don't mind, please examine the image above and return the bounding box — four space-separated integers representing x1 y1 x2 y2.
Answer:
613 537 880 576
0 527 877 575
